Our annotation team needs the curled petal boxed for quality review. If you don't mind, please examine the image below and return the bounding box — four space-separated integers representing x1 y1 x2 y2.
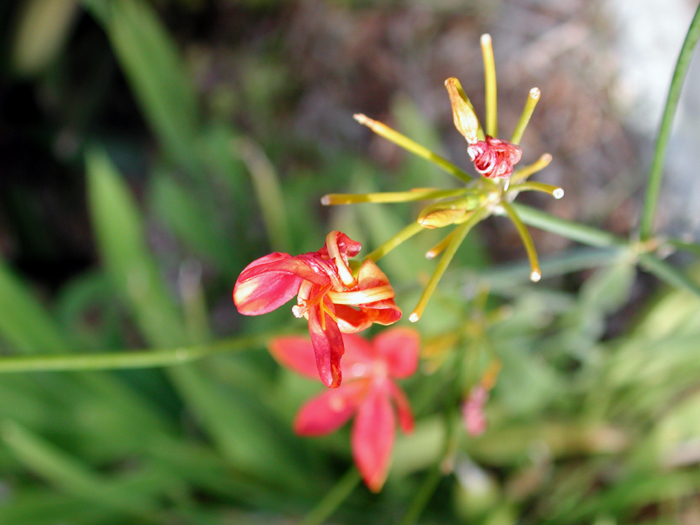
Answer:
234 252 335 315
294 380 370 436
334 305 374 333
373 327 419 379
387 381 414 433
268 336 319 379
308 298 345 388
468 136 522 179
352 386 395 492
233 253 303 315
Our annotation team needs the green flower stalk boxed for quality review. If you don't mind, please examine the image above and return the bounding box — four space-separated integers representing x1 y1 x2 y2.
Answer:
323 34 563 321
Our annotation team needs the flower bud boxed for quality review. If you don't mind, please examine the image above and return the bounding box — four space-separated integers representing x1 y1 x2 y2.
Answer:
445 78 479 144
417 195 482 229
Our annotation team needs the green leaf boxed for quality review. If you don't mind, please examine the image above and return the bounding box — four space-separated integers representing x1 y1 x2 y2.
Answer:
150 173 238 272
83 0 201 172
1 421 163 520
86 148 186 347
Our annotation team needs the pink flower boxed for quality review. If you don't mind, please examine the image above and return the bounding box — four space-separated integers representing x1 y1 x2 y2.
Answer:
467 136 522 179
461 386 489 436
234 231 401 388
269 328 419 492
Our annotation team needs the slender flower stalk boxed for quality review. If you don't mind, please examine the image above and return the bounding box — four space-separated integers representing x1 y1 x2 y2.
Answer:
481 34 498 137
501 201 541 282
511 88 541 145
353 114 472 183
410 207 489 322
509 181 565 199
322 188 468 205
364 222 425 262
510 153 553 183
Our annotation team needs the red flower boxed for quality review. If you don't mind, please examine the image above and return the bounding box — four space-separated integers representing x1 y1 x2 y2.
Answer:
467 136 522 179
233 231 401 388
269 328 419 492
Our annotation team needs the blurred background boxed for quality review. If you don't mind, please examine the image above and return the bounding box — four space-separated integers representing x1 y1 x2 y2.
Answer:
1 0 700 523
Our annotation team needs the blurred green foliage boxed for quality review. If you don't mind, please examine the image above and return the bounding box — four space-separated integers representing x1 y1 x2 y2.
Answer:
0 1 700 524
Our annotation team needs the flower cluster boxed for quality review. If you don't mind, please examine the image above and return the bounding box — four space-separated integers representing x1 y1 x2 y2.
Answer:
269 328 419 492
323 34 561 322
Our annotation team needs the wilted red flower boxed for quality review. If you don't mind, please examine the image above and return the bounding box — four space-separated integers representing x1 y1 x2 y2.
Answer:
233 231 401 388
269 328 419 492
467 136 522 179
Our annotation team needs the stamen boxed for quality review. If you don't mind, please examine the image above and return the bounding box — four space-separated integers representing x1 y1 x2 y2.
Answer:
480 34 498 138
500 201 542 283
321 188 468 205
510 153 552 183
353 114 472 184
510 88 541 145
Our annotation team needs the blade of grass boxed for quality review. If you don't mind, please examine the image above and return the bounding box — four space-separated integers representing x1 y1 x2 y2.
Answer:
639 3 700 240
82 0 201 172
299 468 361 525
638 253 700 298
1 421 164 522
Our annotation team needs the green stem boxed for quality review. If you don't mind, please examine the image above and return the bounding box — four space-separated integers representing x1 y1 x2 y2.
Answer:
639 3 700 240
235 137 292 252
354 114 472 183
364 221 425 262
0 334 268 373
299 468 361 525
398 466 443 525
410 207 489 322
512 203 625 248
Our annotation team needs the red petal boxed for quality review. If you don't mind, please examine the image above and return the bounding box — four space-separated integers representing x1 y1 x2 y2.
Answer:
233 253 303 315
363 300 402 326
334 305 374 333
337 333 374 379
293 380 369 436
268 336 319 379
373 327 419 379
352 386 395 492
308 298 345 388
388 381 414 433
